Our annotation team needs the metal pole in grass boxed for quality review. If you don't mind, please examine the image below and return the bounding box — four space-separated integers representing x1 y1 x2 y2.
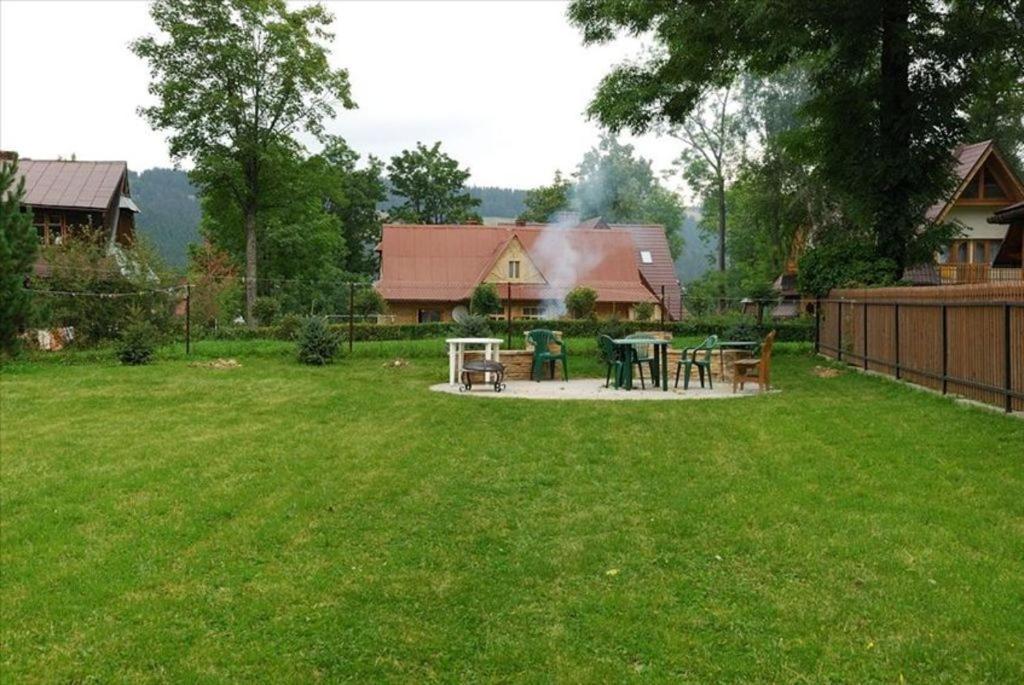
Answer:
506 281 512 349
185 283 191 356
660 285 666 330
348 282 355 353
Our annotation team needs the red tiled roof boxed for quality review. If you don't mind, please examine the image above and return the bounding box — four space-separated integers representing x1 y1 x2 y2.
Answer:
609 223 681 320
14 160 126 210
376 224 657 304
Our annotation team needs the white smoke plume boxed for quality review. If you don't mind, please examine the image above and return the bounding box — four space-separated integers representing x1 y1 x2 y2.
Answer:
530 212 603 317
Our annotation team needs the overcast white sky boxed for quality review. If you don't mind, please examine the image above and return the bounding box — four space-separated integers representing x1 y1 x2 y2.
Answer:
0 0 685 191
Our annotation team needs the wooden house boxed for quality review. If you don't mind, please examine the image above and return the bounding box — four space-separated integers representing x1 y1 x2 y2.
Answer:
375 223 673 323
926 140 1024 282
4 151 139 248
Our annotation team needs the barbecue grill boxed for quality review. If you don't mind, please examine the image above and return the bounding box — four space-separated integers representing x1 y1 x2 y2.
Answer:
459 360 506 392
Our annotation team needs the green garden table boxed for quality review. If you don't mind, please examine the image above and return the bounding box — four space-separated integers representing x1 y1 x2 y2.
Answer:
611 337 671 391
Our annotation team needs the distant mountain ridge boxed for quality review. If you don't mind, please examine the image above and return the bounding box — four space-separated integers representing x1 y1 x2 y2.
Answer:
127 168 712 282
129 168 201 267
129 167 531 267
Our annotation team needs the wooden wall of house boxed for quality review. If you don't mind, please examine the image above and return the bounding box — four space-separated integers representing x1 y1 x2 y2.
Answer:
385 299 661 324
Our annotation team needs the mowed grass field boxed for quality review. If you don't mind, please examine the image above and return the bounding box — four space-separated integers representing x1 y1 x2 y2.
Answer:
2 340 1022 682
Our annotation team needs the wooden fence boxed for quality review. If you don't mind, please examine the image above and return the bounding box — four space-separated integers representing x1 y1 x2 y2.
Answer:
815 283 1024 413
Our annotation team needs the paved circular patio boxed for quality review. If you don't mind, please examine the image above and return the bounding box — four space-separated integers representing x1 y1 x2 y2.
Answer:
431 378 771 401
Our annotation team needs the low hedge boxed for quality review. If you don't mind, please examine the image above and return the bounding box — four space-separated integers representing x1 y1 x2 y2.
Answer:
200 316 813 344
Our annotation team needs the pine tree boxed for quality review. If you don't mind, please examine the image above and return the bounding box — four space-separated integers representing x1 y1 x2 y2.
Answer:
0 157 38 356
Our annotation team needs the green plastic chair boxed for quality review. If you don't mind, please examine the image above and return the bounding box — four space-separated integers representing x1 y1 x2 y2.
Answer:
598 335 624 388
625 332 657 387
527 329 569 382
675 334 718 389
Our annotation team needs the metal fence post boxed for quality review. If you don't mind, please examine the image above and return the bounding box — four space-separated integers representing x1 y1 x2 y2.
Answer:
894 303 900 379
506 282 512 349
1005 304 1013 413
862 302 869 369
814 298 821 354
185 283 191 356
837 301 843 362
941 304 948 395
348 282 355 353
660 285 666 329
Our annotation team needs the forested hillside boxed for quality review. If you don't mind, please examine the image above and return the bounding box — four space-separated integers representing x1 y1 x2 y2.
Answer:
675 211 714 283
127 167 711 281
129 167 530 266
128 168 201 267
379 184 527 218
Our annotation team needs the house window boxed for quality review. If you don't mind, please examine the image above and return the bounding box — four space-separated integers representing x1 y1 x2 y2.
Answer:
957 242 969 263
508 260 520 279
983 175 1007 199
973 241 988 264
639 250 653 264
417 309 440 323
520 306 543 320
34 214 64 245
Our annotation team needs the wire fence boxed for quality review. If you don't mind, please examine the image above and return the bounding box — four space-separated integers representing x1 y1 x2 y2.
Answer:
21 275 807 356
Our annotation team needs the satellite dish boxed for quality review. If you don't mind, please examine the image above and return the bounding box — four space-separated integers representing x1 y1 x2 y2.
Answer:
452 305 469 322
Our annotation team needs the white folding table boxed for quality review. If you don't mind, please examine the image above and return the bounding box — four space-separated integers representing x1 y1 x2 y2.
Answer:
445 337 503 386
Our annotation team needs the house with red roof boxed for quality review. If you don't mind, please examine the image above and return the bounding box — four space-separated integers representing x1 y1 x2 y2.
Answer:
376 220 679 323
3 151 139 248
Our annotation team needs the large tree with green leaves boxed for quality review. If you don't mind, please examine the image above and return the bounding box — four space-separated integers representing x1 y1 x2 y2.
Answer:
132 0 354 325
671 85 749 272
387 142 481 224
318 137 387 275
575 135 685 258
568 0 1024 278
0 158 38 356
518 171 572 223
200 142 350 315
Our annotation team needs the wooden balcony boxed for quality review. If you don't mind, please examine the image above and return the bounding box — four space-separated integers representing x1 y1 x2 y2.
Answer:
937 264 1023 284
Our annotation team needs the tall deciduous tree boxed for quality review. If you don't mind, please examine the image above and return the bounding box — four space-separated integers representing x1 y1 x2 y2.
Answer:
318 137 387 276
575 135 685 258
568 0 1024 277
671 86 748 272
519 171 572 223
387 142 481 224
0 157 38 355
132 0 354 325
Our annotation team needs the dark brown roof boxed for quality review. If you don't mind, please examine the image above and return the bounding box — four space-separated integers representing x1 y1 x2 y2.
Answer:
14 160 127 210
926 140 1024 222
989 200 1024 223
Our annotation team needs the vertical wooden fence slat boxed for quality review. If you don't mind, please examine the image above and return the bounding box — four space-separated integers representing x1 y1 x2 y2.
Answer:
816 284 1023 412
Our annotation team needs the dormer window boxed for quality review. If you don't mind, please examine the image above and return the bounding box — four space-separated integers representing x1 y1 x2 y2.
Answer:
640 250 653 264
508 260 520 278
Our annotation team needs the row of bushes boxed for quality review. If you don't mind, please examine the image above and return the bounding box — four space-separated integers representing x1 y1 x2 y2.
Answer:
201 315 814 344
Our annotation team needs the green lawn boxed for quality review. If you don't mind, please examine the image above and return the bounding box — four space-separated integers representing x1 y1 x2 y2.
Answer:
2 341 1022 682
